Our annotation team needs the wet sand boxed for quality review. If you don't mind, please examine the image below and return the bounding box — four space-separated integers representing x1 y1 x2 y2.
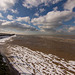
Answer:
9 35 75 61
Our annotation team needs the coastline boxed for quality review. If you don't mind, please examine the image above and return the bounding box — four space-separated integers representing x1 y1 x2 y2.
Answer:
0 34 20 75
0 35 75 74
9 35 75 60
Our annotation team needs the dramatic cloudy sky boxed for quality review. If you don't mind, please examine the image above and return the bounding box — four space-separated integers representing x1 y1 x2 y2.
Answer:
0 0 75 35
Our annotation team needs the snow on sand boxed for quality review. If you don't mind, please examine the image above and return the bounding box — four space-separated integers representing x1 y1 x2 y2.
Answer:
0 35 16 44
0 35 75 75
7 45 75 75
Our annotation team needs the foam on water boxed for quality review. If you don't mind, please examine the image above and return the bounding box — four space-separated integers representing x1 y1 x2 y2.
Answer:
7 45 75 75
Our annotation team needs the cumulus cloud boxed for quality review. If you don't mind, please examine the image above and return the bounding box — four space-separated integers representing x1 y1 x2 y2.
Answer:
0 0 18 11
1 21 15 26
39 8 45 13
9 9 18 14
53 7 58 11
34 13 39 17
16 16 30 23
0 20 37 33
0 13 3 18
64 0 75 11
58 25 75 34
68 26 75 32
74 21 75 23
7 15 13 20
0 19 7 25
31 10 75 32
23 0 61 8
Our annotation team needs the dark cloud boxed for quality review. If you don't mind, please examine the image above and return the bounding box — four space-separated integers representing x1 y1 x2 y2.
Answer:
0 21 38 33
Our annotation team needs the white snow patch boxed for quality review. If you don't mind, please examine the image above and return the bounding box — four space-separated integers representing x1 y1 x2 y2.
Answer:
0 35 16 44
7 45 75 75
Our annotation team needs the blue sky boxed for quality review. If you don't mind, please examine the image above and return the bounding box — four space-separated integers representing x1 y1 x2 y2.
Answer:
0 0 75 35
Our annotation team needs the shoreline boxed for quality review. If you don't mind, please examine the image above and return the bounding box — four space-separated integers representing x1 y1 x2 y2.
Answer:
9 35 75 60
0 35 20 75
0 35 75 74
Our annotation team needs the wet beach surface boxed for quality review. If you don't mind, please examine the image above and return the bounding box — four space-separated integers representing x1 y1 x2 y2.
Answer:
0 35 75 74
9 35 75 61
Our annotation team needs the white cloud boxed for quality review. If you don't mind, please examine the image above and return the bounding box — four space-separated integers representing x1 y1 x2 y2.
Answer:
0 19 6 25
1 21 15 26
2 21 11 26
74 21 75 23
39 8 45 13
68 26 75 32
1 20 37 32
53 7 58 11
10 9 18 14
31 10 75 32
7 15 13 20
23 0 61 8
16 16 30 23
0 0 18 11
34 13 39 17
64 0 75 11
0 13 3 18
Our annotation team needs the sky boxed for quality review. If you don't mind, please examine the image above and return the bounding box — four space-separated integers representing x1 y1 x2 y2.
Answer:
0 0 75 35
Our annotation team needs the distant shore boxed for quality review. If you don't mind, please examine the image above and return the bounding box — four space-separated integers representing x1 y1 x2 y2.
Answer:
0 33 15 36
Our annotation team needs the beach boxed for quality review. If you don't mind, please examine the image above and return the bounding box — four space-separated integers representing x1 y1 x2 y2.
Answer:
9 35 75 60
0 35 75 75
